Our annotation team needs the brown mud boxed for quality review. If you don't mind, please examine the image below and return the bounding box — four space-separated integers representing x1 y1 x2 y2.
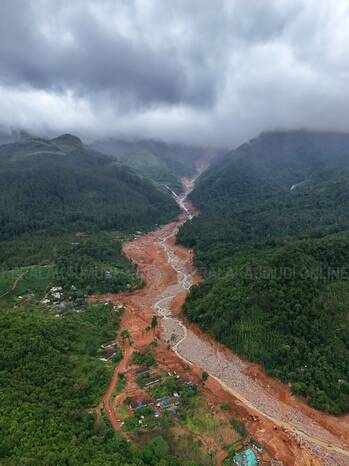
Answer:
91 165 349 466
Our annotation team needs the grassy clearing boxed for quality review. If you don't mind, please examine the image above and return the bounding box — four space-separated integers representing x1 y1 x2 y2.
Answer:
229 417 247 437
0 265 54 304
164 432 214 466
116 404 129 418
185 411 223 435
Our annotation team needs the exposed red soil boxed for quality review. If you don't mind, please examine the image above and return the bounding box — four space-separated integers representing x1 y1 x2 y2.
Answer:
90 168 349 466
104 344 134 430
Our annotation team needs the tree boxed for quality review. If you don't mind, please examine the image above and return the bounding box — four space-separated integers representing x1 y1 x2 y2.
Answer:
201 371 209 383
151 315 158 330
146 435 169 459
121 329 131 344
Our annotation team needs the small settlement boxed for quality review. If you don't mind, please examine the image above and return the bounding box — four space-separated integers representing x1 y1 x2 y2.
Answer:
100 340 118 362
111 341 265 465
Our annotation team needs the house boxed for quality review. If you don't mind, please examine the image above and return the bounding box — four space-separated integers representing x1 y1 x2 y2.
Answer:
50 286 63 292
55 310 66 318
159 403 171 410
251 441 263 453
130 399 153 410
20 292 34 301
101 348 116 361
101 340 117 350
144 376 161 387
54 303 66 310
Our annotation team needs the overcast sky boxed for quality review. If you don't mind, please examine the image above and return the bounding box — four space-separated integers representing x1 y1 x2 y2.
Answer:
0 0 348 147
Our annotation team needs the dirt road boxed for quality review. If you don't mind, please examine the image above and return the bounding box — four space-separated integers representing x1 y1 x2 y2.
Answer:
93 168 349 465
102 344 134 430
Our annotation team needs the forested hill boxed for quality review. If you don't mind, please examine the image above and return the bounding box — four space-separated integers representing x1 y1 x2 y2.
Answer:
203 130 349 186
0 134 179 240
91 137 209 192
178 130 349 414
0 134 182 464
180 130 349 267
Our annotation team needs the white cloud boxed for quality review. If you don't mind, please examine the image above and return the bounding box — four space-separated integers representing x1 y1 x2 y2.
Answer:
0 0 349 147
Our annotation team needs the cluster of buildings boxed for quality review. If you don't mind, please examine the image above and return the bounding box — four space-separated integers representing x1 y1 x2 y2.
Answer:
100 340 118 362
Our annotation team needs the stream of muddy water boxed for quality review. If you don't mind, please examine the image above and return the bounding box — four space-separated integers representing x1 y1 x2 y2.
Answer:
94 170 349 465
151 178 349 466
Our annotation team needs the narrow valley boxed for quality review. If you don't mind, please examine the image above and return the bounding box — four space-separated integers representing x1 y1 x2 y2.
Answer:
92 167 349 466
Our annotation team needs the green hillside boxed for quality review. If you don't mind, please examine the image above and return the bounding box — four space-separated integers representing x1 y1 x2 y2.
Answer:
0 302 196 465
178 131 349 414
0 134 188 465
0 134 217 466
0 134 179 240
91 138 206 192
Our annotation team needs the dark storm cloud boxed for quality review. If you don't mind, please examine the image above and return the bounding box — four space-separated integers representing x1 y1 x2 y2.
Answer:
0 0 217 108
0 0 348 146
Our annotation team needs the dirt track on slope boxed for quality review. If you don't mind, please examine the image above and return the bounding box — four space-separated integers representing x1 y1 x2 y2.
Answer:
0 271 26 299
102 345 134 430
91 166 349 466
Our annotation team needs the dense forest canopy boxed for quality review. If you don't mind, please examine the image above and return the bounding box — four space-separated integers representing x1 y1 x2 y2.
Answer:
0 303 194 465
0 134 179 240
0 134 203 464
178 130 349 414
